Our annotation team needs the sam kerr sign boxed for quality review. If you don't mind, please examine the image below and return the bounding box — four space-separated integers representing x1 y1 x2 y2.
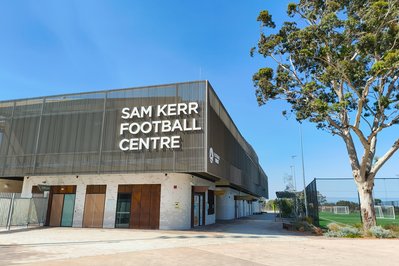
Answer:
119 102 202 151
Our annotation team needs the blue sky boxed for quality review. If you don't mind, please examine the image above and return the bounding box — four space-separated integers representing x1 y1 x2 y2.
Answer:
0 0 398 198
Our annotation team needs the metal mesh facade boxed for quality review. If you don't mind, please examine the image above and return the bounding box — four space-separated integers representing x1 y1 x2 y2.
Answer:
0 81 268 197
0 82 206 176
207 84 268 198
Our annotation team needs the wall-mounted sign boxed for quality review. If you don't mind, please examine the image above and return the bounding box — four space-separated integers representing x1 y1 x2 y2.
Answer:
119 102 201 151
209 147 220 165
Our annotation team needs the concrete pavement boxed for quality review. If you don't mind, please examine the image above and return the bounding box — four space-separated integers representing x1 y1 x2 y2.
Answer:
0 214 397 266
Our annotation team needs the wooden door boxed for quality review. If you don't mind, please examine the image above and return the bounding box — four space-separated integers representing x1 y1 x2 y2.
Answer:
83 194 105 228
130 186 142 229
149 184 161 229
127 184 161 229
46 186 77 227
49 194 64 226
139 185 151 229
92 194 105 227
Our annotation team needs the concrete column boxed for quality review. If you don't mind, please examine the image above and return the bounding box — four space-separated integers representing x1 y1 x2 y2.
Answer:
216 189 235 220
159 177 191 230
73 183 86 227
21 177 32 198
103 183 118 228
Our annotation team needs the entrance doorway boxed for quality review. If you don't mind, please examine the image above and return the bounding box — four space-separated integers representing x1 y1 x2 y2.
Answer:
193 192 205 227
115 193 131 228
47 186 76 227
115 184 161 229
191 186 207 227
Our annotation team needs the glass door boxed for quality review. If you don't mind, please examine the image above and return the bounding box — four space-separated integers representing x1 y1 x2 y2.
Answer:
115 193 131 228
193 193 204 227
61 194 76 227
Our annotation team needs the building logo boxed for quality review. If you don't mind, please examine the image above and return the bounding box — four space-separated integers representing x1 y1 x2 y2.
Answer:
209 147 220 165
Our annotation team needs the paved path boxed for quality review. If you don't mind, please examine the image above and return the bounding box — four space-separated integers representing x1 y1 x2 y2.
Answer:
0 214 397 265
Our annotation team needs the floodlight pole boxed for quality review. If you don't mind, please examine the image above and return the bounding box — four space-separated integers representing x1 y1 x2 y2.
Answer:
300 124 309 217
291 155 297 191
290 166 295 191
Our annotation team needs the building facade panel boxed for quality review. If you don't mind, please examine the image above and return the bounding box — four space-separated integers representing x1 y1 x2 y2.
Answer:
0 81 206 176
206 84 268 198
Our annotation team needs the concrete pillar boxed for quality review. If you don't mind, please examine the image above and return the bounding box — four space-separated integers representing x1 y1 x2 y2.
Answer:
21 177 32 198
216 189 235 220
103 183 118 228
73 183 86 227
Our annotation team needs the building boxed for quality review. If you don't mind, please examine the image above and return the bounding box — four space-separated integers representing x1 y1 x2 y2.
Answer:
0 81 268 230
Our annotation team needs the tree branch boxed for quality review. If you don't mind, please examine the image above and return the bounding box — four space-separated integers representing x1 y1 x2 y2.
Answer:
348 125 369 148
341 130 361 175
370 138 399 175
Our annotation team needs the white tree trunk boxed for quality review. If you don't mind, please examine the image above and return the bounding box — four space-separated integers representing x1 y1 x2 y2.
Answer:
357 180 376 230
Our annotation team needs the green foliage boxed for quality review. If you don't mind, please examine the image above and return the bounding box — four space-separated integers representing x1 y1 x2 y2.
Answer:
257 10 275 28
252 0 399 132
276 198 294 217
374 198 382 205
368 225 395 238
317 192 327 205
324 223 362 238
383 224 399 233
264 199 277 211
324 223 397 238
335 200 359 212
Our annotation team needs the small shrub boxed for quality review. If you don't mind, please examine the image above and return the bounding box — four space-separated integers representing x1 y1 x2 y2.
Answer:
324 223 362 238
326 223 341 232
303 216 313 224
369 226 394 238
291 221 323 235
278 199 294 217
383 224 399 233
336 227 362 238
324 230 340 237
353 223 363 229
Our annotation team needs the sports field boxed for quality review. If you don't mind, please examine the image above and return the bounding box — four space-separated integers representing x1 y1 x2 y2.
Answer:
319 211 399 228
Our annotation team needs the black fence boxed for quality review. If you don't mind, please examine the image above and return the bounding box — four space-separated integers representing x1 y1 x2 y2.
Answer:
305 178 399 228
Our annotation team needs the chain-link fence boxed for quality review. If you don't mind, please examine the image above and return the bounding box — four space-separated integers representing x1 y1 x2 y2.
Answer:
0 193 48 230
306 178 399 228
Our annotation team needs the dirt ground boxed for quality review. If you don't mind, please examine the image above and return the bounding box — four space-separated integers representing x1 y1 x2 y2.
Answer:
0 214 397 266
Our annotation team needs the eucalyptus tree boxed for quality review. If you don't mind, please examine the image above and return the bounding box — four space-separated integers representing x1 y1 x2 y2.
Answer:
251 0 399 230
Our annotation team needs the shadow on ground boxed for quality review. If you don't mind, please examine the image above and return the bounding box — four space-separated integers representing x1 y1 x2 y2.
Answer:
191 213 304 236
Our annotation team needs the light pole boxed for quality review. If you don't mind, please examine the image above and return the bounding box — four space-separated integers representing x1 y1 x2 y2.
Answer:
300 124 309 217
291 155 297 191
290 165 295 191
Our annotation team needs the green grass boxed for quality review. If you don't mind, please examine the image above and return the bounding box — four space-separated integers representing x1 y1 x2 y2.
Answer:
319 211 399 228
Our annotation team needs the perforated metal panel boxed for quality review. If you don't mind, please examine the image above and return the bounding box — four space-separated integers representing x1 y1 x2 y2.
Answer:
0 81 268 198
0 81 206 176
207 83 268 198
